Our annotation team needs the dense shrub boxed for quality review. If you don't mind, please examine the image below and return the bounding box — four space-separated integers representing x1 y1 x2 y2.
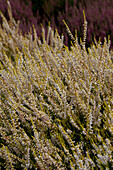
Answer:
0 2 113 169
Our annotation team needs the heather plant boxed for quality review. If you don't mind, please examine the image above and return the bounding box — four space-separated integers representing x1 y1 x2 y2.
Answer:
0 1 113 169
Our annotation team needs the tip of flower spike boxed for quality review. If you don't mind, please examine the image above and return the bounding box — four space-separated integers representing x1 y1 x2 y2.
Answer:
63 20 66 25
0 10 3 17
83 10 86 22
48 21 51 27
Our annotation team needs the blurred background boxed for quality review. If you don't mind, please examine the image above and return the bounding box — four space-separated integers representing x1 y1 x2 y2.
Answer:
0 0 113 51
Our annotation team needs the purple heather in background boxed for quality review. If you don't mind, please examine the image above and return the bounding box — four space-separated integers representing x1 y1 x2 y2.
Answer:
0 0 113 50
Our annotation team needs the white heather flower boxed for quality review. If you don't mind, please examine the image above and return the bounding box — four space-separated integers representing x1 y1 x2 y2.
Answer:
82 129 87 135
66 129 72 135
97 135 102 142
105 138 111 146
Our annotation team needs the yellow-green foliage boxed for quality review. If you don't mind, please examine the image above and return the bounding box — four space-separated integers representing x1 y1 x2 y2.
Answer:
0 1 113 169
